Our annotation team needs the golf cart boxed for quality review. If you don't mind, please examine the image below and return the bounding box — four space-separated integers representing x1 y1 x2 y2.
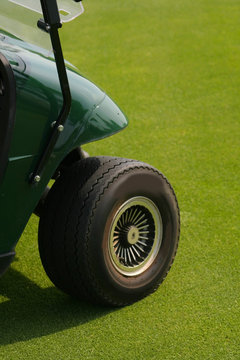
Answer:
0 0 180 306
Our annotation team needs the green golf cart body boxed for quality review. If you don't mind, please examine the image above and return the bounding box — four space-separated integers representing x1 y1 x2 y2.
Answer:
0 0 180 306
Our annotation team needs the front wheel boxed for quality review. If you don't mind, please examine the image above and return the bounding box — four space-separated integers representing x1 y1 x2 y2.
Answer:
38 157 180 306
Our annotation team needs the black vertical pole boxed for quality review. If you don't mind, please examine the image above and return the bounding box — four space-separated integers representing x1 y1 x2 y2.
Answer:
30 0 72 184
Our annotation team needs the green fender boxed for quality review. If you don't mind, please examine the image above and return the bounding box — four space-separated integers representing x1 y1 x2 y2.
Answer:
0 36 128 254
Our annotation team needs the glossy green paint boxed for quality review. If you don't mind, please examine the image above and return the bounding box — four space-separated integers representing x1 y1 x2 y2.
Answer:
0 34 128 254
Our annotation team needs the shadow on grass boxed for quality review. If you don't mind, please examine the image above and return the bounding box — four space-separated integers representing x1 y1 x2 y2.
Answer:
0 268 116 345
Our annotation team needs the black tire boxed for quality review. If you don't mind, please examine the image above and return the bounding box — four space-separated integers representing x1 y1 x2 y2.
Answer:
38 157 180 306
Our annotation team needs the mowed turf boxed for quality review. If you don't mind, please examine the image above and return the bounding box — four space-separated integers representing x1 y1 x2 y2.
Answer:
1 0 239 358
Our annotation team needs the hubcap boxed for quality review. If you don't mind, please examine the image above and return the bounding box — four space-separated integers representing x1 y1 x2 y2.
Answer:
108 196 163 276
127 226 139 245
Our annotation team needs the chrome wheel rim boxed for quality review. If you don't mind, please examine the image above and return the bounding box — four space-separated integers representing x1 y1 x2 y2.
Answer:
108 196 163 276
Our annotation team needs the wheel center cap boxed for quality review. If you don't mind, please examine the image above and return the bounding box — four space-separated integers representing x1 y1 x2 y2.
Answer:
127 226 139 245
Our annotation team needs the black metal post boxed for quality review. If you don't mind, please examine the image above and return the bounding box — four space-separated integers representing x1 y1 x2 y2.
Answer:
30 0 72 184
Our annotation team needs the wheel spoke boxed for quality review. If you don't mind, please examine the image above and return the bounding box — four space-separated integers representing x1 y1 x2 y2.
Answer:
118 217 123 228
129 208 138 223
125 210 130 224
139 230 150 235
127 208 133 223
129 248 136 262
137 223 149 230
139 236 149 241
134 213 145 225
115 244 121 255
113 241 119 248
135 243 145 253
120 248 125 261
135 219 148 227
138 240 148 247
124 249 127 264
132 245 141 258
131 209 142 223
127 249 132 265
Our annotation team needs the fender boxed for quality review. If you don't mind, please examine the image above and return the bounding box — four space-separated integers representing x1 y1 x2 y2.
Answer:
0 36 128 158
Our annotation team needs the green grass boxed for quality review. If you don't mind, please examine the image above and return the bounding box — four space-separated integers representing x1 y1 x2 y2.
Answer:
1 0 240 358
